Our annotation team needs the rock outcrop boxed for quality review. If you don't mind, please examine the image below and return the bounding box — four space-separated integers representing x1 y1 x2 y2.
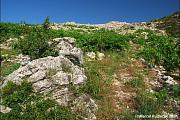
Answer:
51 37 84 65
1 37 97 120
49 21 166 35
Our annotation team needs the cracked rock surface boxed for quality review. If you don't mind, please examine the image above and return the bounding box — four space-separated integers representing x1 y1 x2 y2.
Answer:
1 37 97 120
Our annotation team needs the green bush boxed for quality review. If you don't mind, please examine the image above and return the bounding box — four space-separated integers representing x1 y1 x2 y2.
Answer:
1 20 132 56
48 29 131 52
76 30 130 52
13 27 58 59
136 90 168 115
0 23 34 43
1 80 79 120
134 30 179 71
169 85 180 99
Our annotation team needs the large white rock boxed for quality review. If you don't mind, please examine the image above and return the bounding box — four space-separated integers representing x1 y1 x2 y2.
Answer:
3 55 86 90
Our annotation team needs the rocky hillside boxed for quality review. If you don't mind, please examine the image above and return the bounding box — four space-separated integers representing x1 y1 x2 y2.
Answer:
0 12 179 120
152 11 180 38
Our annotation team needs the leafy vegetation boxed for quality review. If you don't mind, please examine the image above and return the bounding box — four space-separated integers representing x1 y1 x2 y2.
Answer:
0 22 36 43
136 90 168 115
1 63 21 76
1 80 79 120
48 28 132 52
13 27 58 59
1 49 19 61
1 22 132 59
133 29 179 71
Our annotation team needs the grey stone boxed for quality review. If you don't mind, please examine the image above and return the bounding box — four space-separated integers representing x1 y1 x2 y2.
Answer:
72 75 87 84
86 52 96 61
97 52 105 60
32 79 52 92
53 37 83 64
52 88 73 106
52 71 69 85
0 105 12 113
29 70 46 82
71 94 98 120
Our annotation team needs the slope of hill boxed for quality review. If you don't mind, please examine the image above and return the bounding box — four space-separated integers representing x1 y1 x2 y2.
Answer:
0 13 179 119
152 11 180 38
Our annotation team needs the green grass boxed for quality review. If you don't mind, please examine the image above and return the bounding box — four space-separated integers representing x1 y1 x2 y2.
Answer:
125 77 144 89
136 91 167 115
46 68 57 78
1 49 19 61
121 110 136 120
1 63 21 76
1 80 80 120
82 61 102 99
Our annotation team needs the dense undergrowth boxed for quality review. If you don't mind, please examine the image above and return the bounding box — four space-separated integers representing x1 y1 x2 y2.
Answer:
1 21 179 71
133 29 179 72
0 81 79 120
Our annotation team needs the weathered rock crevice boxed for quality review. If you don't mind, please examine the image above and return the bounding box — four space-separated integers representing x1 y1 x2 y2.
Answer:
1 37 97 120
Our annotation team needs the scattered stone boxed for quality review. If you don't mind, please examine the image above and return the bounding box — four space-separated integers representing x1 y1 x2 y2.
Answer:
0 38 18 49
86 52 96 60
159 75 177 85
165 79 177 85
0 105 12 113
97 52 105 60
86 51 105 61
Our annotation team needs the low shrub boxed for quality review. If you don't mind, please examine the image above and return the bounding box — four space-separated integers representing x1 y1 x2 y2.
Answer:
0 23 34 43
134 29 179 71
136 90 168 115
76 30 130 52
1 80 79 120
49 29 131 52
13 27 58 59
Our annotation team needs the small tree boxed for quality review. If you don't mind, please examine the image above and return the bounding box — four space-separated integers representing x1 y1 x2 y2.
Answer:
43 16 50 30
